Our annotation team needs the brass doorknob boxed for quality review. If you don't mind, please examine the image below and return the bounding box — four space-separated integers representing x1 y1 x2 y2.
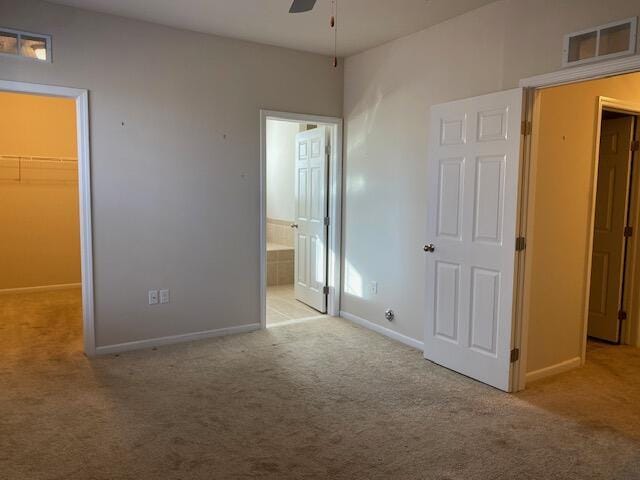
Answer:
423 244 435 253
290 223 299 229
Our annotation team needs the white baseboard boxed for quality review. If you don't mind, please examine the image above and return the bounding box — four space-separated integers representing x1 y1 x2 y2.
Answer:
525 356 581 383
95 323 261 355
0 282 81 295
340 311 424 351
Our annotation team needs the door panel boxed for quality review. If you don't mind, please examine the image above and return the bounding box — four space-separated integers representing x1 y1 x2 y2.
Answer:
469 267 500 355
294 126 328 313
434 261 460 342
437 158 465 240
424 88 524 392
473 155 505 243
588 116 634 342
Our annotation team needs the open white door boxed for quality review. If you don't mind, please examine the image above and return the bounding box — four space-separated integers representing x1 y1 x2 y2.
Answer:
588 116 634 342
424 88 524 392
294 126 328 313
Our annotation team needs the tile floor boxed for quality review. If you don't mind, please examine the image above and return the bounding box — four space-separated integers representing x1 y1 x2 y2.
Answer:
266 284 325 326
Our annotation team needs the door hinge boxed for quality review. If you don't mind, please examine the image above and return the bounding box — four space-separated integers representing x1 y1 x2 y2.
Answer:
325 144 331 155
515 236 526 251
324 216 330 226
631 140 639 152
618 310 628 321
521 120 532 136
323 285 329 295
624 226 633 238
510 348 520 363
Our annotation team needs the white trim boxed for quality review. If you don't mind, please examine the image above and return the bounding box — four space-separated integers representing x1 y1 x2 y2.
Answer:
95 323 261 356
525 357 582 383
0 283 81 295
259 110 343 329
520 54 640 89
340 311 424 351
511 88 535 392
0 79 95 356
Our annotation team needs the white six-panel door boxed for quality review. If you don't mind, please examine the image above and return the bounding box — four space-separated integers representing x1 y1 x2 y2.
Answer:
424 88 524 392
588 116 634 342
294 126 328 313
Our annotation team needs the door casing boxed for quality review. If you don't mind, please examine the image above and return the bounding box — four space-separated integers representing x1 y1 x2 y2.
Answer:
259 110 343 329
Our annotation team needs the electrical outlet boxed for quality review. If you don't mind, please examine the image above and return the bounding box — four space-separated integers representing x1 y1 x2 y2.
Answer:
159 289 170 304
148 290 159 305
369 281 378 295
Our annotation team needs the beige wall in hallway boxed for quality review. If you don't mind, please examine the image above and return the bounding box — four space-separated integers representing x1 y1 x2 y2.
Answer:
527 72 640 372
0 0 342 348
0 92 80 290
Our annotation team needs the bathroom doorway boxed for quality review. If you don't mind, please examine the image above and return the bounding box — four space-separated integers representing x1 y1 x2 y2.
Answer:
260 111 342 328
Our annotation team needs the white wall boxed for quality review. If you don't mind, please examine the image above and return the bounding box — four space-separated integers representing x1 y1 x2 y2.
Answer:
0 0 342 348
266 119 300 222
342 0 640 369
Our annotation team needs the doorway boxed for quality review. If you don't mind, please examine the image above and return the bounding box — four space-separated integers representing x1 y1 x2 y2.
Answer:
0 80 94 356
260 111 342 329
0 91 82 354
517 69 640 391
588 110 638 344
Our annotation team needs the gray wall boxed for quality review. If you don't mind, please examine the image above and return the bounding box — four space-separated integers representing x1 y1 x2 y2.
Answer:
342 0 640 371
0 0 343 347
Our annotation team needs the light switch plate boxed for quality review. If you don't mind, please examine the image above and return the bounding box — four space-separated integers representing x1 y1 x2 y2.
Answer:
159 289 170 304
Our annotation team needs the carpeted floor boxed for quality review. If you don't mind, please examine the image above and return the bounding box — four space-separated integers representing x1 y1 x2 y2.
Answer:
1 289 639 479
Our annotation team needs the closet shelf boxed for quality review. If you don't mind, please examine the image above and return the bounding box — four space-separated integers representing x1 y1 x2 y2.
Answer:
0 155 78 184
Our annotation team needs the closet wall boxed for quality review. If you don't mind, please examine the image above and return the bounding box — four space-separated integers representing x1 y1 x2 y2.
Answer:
0 92 80 290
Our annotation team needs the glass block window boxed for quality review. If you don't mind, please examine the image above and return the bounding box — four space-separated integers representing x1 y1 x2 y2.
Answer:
563 18 637 67
0 28 51 62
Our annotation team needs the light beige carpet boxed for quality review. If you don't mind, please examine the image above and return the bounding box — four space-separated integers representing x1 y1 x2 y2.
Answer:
1 289 639 479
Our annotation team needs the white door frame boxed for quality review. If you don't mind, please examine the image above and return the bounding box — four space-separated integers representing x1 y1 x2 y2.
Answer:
259 110 343 328
515 55 640 390
0 79 95 356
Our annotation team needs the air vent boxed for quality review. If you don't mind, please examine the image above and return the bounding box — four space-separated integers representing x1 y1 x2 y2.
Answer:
0 27 51 62
562 17 637 67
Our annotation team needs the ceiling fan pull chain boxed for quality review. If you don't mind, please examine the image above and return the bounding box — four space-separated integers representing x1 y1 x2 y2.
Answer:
332 0 338 68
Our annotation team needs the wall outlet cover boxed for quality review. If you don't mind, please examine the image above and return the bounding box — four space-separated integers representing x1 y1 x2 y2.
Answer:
148 290 159 305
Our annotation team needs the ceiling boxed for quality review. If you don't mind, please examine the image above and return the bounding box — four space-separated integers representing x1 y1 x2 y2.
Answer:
47 0 496 56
